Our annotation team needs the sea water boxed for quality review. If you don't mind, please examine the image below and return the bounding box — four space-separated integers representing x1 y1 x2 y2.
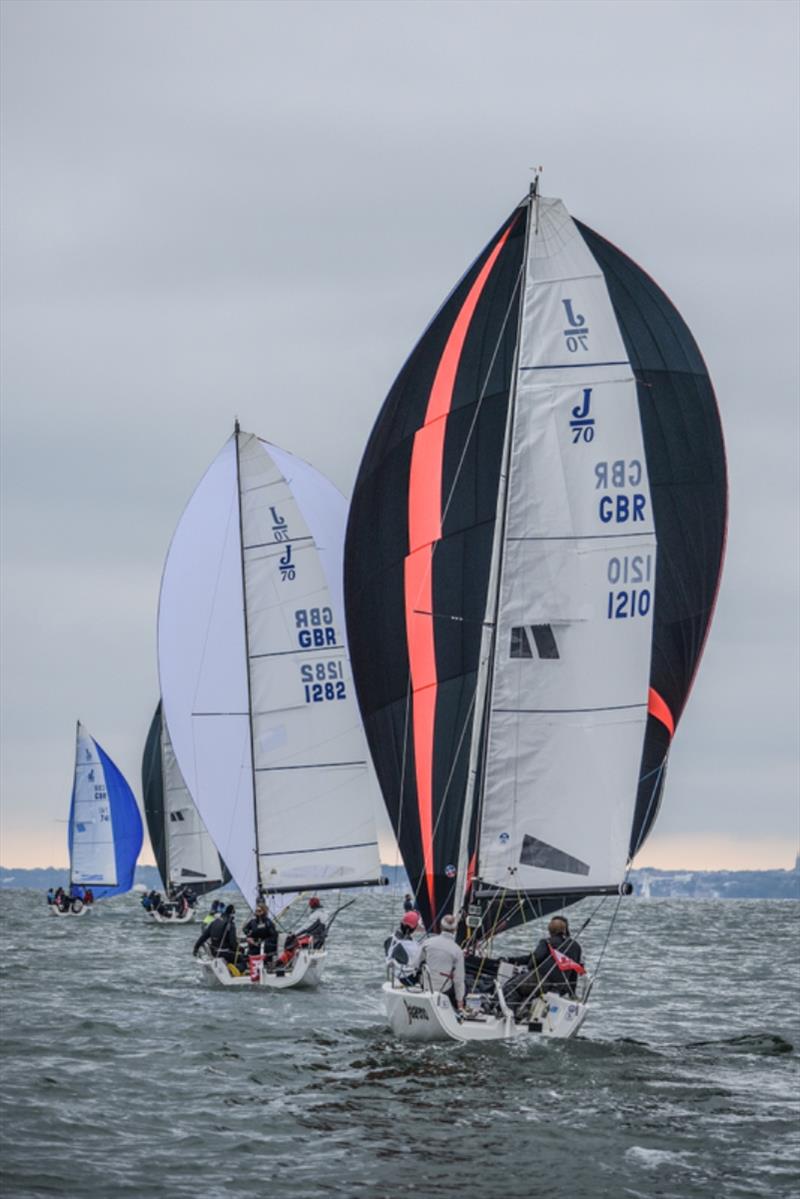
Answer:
1 891 798 1198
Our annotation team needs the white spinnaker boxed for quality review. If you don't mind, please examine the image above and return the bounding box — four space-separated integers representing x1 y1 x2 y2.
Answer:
160 718 225 890
478 198 657 893
71 723 117 886
158 438 257 903
239 433 380 893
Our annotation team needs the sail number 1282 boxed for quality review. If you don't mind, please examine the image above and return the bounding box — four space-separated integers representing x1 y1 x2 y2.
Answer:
300 660 347 703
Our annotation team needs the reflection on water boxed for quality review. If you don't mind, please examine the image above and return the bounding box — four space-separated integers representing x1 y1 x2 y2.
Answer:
0 892 798 1198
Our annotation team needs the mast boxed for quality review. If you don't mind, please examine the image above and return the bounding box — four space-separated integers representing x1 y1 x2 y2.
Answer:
69 719 80 889
453 185 536 917
159 713 172 892
233 420 262 901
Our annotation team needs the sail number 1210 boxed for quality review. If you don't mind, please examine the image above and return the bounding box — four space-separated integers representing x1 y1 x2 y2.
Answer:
606 553 653 621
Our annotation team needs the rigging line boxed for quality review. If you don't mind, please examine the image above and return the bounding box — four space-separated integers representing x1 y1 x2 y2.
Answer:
471 882 513 990
396 250 525 923
395 671 414 919
425 684 479 872
629 756 668 861
584 891 625 998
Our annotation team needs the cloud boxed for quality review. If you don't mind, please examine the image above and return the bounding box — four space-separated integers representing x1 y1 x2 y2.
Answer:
1 0 797 871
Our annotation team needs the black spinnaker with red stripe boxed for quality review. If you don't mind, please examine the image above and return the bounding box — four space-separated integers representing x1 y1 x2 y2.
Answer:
344 195 726 934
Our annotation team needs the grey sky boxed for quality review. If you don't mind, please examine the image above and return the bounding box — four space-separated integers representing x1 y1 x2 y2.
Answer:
1 0 798 869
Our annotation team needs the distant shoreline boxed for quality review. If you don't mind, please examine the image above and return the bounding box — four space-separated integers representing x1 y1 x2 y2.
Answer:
2 862 797 900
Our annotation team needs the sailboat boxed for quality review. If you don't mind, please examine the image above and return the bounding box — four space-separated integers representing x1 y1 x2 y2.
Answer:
344 182 727 1041
51 722 144 916
140 702 231 923
158 425 385 987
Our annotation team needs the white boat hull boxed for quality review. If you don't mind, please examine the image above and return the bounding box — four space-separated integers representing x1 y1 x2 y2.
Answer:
199 948 326 990
49 902 91 918
146 908 196 924
382 981 589 1043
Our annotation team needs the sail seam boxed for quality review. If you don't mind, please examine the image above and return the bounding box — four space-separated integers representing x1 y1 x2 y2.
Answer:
494 703 647 714
519 360 630 371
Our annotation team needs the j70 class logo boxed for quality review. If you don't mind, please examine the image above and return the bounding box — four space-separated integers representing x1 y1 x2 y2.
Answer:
270 506 289 542
405 1003 430 1025
562 298 589 352
569 388 595 443
278 543 296 582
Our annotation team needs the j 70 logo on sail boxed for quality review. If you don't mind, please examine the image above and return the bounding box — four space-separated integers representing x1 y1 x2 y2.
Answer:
569 388 595 443
563 298 589 352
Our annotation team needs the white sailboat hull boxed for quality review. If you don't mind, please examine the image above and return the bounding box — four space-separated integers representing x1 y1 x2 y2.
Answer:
146 908 196 924
382 980 589 1043
49 902 91 918
199 948 326 990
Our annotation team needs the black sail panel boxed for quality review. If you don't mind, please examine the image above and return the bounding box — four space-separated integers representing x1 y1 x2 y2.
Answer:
345 209 527 929
141 703 231 896
141 704 168 889
576 221 727 855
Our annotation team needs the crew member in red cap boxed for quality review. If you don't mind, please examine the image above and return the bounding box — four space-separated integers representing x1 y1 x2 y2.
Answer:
384 910 423 983
297 896 327 948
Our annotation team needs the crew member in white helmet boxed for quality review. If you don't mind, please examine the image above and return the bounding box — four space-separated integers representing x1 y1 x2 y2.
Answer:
384 911 424 982
420 913 465 1010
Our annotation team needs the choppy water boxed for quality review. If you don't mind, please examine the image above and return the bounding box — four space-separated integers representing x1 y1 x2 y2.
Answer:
1 891 798 1198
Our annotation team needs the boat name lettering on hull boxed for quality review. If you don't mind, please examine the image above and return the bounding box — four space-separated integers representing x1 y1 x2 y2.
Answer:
404 1002 430 1025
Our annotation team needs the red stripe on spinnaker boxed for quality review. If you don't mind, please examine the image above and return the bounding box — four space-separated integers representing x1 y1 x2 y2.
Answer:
648 687 675 737
404 218 517 921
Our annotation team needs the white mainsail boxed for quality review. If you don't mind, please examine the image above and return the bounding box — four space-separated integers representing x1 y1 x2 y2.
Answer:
476 198 657 895
160 716 226 890
71 723 118 887
158 429 382 907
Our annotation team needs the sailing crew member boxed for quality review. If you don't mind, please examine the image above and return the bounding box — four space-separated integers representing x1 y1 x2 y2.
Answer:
505 916 584 1003
83 888 94 906
193 904 239 965
243 903 278 959
402 893 415 913
384 911 423 982
297 896 327 949
46 888 55 905
420 914 465 1010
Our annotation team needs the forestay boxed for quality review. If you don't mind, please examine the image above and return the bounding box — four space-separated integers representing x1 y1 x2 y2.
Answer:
158 429 382 907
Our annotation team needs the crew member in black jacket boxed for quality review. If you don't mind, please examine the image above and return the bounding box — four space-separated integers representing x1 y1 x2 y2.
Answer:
505 916 584 1005
193 904 238 964
243 902 278 959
